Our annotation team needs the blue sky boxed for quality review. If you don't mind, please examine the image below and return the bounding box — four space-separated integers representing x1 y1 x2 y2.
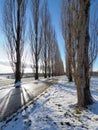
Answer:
0 0 98 72
48 0 65 63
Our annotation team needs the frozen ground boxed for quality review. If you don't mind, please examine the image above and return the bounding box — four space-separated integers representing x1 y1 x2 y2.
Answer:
0 77 34 87
0 76 98 130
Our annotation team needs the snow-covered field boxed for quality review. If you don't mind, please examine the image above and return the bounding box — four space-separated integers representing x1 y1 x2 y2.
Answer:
0 77 34 87
0 76 98 130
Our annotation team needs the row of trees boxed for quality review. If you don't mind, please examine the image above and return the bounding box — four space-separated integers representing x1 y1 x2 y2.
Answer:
3 0 98 109
3 0 64 86
61 0 98 109
30 0 64 79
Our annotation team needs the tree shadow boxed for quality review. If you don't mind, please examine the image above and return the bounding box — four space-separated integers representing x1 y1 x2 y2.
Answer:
0 88 22 121
0 86 35 122
56 82 76 92
88 99 98 115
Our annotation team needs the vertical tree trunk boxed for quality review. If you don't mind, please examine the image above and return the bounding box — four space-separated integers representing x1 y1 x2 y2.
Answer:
35 55 38 80
48 46 51 77
66 2 73 82
83 0 93 105
67 57 73 82
76 0 93 108
44 39 47 78
15 1 21 86
76 82 85 108
35 33 39 80
44 57 47 78
15 53 21 84
51 60 54 77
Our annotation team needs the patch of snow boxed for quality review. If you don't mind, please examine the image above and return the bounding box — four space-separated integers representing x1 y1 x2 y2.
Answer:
0 77 98 130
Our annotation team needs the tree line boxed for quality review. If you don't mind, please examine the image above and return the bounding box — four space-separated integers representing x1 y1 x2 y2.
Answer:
3 0 64 86
2 0 98 109
61 0 98 109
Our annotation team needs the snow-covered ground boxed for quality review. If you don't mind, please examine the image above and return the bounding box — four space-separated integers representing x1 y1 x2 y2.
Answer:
0 76 98 130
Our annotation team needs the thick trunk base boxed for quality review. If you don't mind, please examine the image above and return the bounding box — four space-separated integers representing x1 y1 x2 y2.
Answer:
35 74 38 80
68 75 73 82
15 69 21 88
44 75 47 78
84 88 93 106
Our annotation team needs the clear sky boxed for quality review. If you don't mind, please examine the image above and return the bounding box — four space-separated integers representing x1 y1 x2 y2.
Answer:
0 0 98 73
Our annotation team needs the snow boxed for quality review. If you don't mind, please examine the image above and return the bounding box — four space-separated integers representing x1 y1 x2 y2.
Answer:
0 76 98 130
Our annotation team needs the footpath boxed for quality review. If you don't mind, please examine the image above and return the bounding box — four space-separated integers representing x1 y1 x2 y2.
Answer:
0 78 58 122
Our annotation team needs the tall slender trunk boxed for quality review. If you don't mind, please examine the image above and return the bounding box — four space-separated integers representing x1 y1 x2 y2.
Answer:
35 11 39 80
15 2 21 86
44 50 47 78
83 0 93 105
44 36 47 78
67 56 73 82
51 59 54 77
66 3 73 82
35 54 38 80
15 52 21 84
48 46 51 77
35 34 38 80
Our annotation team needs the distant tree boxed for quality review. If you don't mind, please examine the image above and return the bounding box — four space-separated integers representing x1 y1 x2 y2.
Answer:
61 0 73 82
50 30 64 76
41 0 50 78
40 4 64 77
3 0 26 87
30 0 42 80
47 23 53 77
53 32 64 76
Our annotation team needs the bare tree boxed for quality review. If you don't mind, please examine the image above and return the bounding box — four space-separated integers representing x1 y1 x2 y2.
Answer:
3 0 26 87
61 0 98 109
30 0 42 79
30 0 42 80
46 28 64 77
61 0 73 82
47 23 52 77
54 42 64 76
41 0 50 78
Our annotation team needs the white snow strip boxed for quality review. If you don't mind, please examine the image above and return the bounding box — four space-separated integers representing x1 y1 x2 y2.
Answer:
0 77 98 130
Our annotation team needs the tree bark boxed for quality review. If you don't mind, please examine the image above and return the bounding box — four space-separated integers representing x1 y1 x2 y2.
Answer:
76 82 85 108
35 27 39 80
35 56 38 80
15 2 21 86
83 0 93 105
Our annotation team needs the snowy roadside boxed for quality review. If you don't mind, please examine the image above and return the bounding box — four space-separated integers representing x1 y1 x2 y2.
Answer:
0 77 98 130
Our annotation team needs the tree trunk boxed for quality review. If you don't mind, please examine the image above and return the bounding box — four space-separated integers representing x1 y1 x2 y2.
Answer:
35 35 38 80
35 56 38 80
76 82 85 108
15 2 21 87
44 60 47 78
51 60 54 77
83 0 93 105
68 75 73 82
66 15 73 82
48 65 51 77
84 64 93 105
44 43 47 78
35 13 39 80
15 56 21 85
66 54 73 82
